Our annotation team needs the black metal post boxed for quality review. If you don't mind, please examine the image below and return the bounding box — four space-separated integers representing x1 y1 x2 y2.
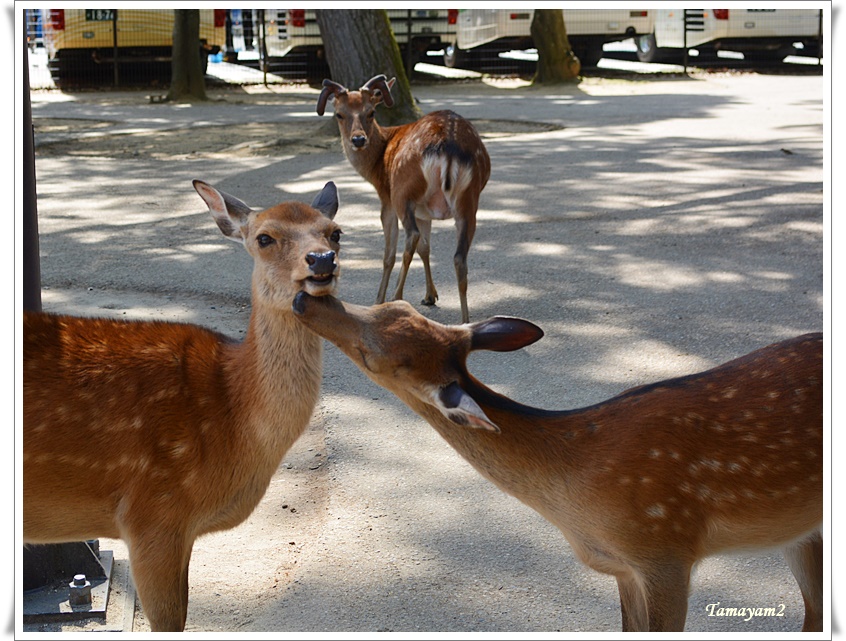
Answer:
258 9 268 86
112 10 119 87
405 10 414 78
23 28 110 610
23 31 41 312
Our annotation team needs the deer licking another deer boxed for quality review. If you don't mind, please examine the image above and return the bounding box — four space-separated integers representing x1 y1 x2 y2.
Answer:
292 293 823 632
23 181 342 631
317 74 490 323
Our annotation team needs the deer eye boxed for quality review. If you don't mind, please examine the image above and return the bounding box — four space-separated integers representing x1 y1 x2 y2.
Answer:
335 113 344 121
330 229 342 244
366 111 375 120
256 233 275 248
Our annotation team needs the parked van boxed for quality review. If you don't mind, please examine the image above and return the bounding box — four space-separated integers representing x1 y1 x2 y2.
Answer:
635 8 822 63
446 9 654 68
41 8 226 81
255 9 457 69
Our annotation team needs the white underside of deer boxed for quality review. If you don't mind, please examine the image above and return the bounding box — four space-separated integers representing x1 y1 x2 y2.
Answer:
292 293 823 633
24 180 342 631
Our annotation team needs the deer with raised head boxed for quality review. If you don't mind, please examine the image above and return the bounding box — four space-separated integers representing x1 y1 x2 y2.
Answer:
317 74 490 323
23 181 343 631
292 293 823 632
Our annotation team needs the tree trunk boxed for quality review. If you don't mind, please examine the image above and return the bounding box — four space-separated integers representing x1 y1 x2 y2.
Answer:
315 9 422 125
167 9 207 102
531 9 581 85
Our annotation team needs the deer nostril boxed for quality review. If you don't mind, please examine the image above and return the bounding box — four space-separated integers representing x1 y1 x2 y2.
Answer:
307 251 337 274
351 136 366 149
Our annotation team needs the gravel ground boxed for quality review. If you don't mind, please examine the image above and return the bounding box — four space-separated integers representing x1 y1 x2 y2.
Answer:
19 68 827 636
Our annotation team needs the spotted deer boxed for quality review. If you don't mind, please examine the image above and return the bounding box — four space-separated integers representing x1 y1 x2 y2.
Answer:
317 74 490 323
292 293 823 632
23 181 342 631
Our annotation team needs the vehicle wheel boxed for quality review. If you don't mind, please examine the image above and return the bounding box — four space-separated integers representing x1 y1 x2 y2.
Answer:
635 33 679 64
443 41 466 68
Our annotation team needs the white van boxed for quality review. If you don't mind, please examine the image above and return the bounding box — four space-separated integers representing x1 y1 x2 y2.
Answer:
446 9 654 68
635 8 822 63
254 9 456 68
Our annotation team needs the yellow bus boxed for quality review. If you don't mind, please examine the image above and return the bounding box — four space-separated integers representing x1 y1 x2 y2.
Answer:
41 8 226 83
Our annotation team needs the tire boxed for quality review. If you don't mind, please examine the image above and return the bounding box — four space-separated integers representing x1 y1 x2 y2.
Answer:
635 33 680 64
443 41 465 68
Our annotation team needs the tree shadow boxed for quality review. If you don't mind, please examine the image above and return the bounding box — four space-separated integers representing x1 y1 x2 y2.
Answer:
28 72 824 632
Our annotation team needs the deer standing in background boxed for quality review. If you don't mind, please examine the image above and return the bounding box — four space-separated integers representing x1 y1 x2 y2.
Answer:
317 74 490 323
292 293 823 632
24 181 342 631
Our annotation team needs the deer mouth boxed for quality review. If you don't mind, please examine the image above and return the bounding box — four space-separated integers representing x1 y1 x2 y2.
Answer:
302 273 338 296
309 273 334 284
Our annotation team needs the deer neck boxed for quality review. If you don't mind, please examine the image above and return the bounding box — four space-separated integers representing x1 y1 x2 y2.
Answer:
343 124 396 195
227 299 323 457
397 385 583 503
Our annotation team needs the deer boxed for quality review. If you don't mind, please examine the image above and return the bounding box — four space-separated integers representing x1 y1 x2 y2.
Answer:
292 292 823 633
316 73 491 324
23 180 343 631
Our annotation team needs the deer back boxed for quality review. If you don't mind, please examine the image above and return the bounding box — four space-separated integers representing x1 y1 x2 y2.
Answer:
23 311 243 541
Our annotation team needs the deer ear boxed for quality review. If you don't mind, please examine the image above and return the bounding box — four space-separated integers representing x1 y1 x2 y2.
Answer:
193 180 252 243
311 181 339 220
368 76 396 108
431 382 500 432
470 317 544 353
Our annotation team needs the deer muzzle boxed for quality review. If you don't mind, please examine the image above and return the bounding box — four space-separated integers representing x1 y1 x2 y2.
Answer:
292 293 363 349
306 251 337 282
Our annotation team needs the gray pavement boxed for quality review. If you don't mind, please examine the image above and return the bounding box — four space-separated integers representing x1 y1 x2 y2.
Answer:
22 68 825 635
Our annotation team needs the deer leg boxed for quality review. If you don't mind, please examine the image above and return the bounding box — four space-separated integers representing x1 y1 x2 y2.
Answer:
393 204 420 303
453 208 476 323
784 530 823 632
126 529 194 632
376 205 399 305
639 562 692 632
415 216 438 306
616 573 648 631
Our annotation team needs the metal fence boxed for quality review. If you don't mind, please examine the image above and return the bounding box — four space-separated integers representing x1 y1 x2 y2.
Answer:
26 8 227 88
25 8 454 88
25 8 823 90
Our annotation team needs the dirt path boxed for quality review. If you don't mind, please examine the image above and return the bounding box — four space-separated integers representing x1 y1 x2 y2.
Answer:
22 72 825 634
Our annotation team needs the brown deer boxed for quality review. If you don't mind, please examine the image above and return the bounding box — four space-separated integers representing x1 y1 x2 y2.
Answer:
292 293 823 632
317 74 490 323
23 180 343 631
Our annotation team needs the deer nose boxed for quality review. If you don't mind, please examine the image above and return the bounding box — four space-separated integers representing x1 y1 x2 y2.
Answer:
306 251 337 275
351 135 367 149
